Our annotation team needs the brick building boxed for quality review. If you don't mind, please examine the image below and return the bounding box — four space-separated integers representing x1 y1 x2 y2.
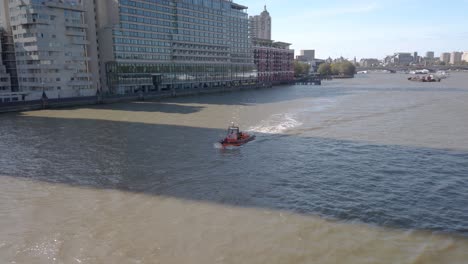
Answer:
252 38 294 85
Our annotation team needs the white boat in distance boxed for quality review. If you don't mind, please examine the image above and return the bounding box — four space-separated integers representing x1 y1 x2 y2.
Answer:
409 69 430 74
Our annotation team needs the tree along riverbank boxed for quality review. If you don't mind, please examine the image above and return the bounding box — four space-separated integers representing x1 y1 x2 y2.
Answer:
318 61 356 78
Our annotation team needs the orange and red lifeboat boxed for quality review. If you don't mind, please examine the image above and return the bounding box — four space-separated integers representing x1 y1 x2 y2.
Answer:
219 125 256 147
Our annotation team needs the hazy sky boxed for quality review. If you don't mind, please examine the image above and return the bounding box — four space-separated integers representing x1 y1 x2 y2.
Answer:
244 0 468 60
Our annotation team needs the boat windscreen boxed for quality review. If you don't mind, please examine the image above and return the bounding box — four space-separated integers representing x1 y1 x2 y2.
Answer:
227 127 239 134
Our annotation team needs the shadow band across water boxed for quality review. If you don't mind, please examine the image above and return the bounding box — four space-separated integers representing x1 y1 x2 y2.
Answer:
1 114 468 237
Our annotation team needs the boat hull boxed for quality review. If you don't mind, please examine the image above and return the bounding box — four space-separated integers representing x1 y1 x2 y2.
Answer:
220 135 256 147
407 76 441 82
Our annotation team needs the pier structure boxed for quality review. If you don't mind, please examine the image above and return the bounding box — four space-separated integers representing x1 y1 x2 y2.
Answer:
294 75 322 85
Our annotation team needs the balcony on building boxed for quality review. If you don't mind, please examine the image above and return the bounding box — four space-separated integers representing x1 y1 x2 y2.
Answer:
45 1 84 12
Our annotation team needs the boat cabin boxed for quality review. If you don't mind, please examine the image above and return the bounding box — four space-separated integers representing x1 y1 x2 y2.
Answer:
227 126 240 135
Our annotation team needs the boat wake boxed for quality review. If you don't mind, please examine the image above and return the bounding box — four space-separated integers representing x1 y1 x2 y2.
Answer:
213 142 240 150
248 113 303 134
213 142 224 149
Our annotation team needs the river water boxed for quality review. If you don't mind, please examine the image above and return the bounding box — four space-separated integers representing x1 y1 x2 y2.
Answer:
1 73 468 263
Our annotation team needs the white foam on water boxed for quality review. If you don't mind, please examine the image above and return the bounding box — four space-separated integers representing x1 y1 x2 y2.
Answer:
213 142 240 150
248 113 303 134
247 98 339 135
213 142 223 149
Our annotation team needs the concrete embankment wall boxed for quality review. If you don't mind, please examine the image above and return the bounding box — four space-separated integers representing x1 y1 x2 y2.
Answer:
0 84 270 114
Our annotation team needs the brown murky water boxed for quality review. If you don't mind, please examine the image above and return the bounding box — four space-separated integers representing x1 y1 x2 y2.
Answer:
1 73 468 263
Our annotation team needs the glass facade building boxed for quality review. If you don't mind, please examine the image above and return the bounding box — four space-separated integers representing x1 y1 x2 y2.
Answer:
98 0 256 94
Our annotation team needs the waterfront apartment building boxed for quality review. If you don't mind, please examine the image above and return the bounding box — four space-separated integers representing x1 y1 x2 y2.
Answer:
95 0 256 94
252 38 294 84
450 51 462 65
249 6 271 40
440 52 450 63
1 0 17 93
1 0 95 101
0 34 27 103
0 37 11 93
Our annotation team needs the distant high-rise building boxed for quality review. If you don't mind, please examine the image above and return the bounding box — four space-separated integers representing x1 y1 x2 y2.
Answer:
392 53 413 65
425 51 435 59
440 53 451 63
413 52 418 63
295 50 323 72
450 52 462 65
296 50 315 61
249 5 271 40
462 52 468 62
